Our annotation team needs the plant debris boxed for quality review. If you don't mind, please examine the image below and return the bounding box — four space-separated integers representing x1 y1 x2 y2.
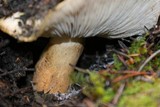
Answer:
71 28 160 106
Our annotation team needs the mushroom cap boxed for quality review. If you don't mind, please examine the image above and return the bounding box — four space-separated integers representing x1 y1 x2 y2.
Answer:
0 0 160 42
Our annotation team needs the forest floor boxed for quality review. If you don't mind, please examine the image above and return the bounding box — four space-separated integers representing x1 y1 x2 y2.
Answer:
0 29 160 107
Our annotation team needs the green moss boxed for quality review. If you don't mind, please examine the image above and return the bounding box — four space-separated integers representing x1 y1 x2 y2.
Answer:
118 79 160 107
129 37 146 54
113 54 123 71
83 72 115 102
101 88 115 103
71 71 87 85
71 33 160 106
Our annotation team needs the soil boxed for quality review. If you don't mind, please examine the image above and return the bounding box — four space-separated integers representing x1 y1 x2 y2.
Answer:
0 0 63 18
0 31 119 107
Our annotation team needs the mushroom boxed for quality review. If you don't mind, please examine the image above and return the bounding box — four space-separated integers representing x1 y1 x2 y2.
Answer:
0 0 160 93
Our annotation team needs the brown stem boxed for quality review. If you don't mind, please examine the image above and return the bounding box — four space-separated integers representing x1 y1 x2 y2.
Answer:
33 36 84 93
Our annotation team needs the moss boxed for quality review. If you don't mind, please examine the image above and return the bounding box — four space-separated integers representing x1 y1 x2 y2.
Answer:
71 33 160 106
129 36 146 54
118 79 160 107
113 54 123 71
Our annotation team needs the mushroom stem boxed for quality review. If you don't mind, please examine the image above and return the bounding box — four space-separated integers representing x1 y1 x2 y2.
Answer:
33 37 84 93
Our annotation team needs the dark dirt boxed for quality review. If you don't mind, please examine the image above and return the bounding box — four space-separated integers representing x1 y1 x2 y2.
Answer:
0 0 63 18
0 0 65 42
0 31 119 107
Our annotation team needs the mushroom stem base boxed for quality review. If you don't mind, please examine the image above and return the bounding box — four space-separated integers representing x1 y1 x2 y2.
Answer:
33 37 83 93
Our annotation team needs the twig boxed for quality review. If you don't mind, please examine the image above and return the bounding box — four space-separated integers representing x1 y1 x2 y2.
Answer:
11 86 32 96
138 49 160 71
112 72 150 83
0 68 35 78
118 40 129 53
112 49 131 59
117 55 128 68
108 70 150 75
83 98 96 107
111 83 126 105
70 64 90 74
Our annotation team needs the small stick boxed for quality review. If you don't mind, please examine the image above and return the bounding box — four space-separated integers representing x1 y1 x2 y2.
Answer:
70 64 90 74
138 49 160 71
112 49 131 59
0 68 34 78
111 83 126 106
112 72 149 83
